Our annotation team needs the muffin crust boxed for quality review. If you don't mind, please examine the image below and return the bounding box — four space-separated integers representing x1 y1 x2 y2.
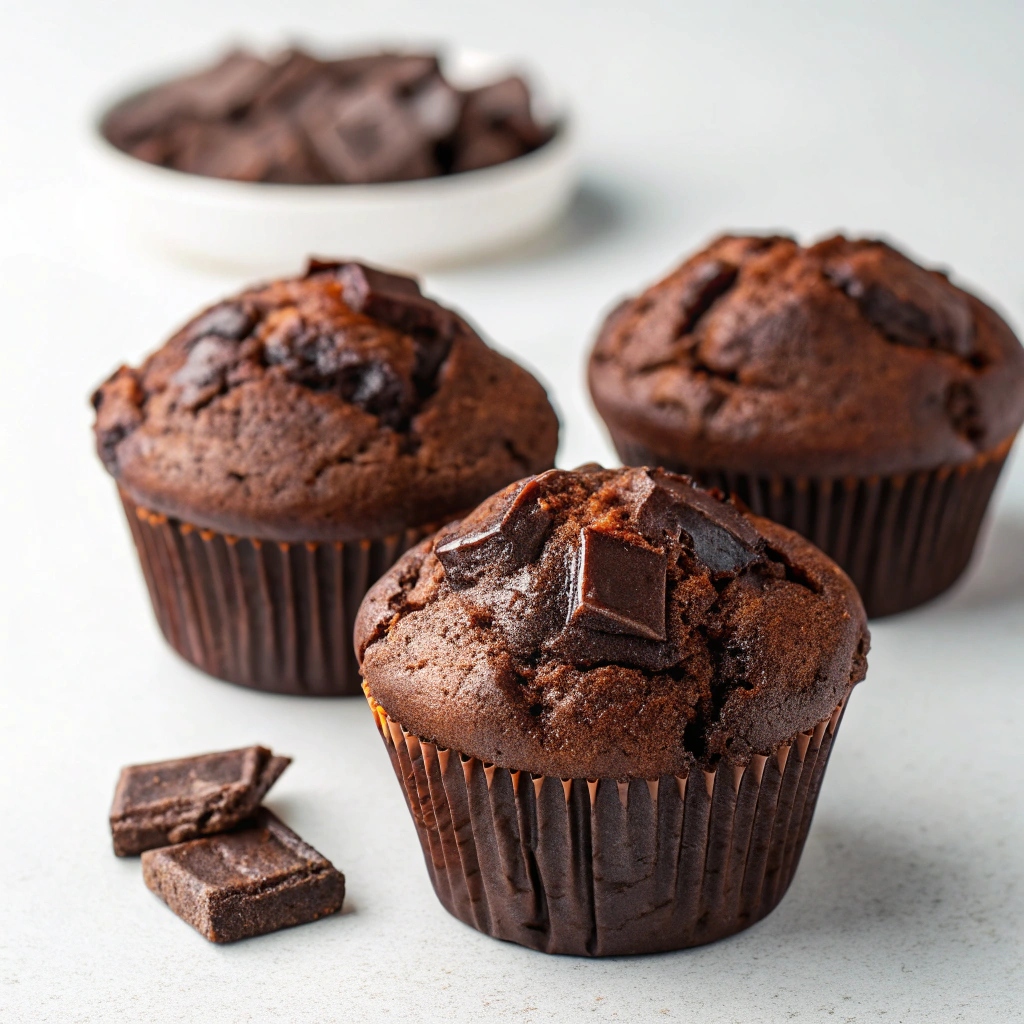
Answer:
92 261 559 541
589 235 1024 477
357 466 868 779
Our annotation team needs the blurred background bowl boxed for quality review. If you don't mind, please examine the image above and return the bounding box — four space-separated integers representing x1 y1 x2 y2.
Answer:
87 47 578 273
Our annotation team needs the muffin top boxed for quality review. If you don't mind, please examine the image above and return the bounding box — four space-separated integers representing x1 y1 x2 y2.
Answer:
92 261 559 541
356 465 868 779
589 234 1024 477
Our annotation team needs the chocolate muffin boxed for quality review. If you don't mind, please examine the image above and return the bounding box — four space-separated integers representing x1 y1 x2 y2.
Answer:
356 465 868 955
92 260 559 695
588 235 1024 616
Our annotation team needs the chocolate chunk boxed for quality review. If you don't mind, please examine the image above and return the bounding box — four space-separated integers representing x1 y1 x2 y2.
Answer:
822 241 975 357
172 336 238 410
141 809 344 942
436 472 556 586
187 303 256 342
250 49 326 111
676 259 739 336
322 52 438 93
103 51 273 147
569 527 667 640
260 310 416 429
109 746 290 857
333 261 456 395
333 261 422 309
298 84 436 183
460 77 546 146
635 470 763 576
409 77 461 139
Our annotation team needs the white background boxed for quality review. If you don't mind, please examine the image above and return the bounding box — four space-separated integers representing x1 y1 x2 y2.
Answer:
2 1 1023 1021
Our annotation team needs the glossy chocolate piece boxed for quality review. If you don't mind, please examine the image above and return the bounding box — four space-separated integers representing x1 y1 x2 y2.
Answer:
634 469 764 575
569 527 667 640
109 746 290 856
435 471 555 586
141 809 345 943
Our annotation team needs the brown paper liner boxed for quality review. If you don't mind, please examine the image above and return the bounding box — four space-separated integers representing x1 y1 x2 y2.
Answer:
120 491 435 696
609 434 1014 618
364 684 851 955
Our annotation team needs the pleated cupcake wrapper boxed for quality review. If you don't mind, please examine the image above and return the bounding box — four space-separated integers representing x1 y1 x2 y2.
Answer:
364 683 851 956
610 434 1014 618
120 491 434 696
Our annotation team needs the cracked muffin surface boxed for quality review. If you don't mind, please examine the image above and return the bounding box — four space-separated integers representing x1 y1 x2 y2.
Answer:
91 260 559 541
589 234 1024 477
356 465 869 779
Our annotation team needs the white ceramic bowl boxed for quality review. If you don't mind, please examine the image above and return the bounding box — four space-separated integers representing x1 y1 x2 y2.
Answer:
87 49 578 273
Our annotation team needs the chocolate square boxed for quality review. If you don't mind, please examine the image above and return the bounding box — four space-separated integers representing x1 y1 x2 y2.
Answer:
570 527 667 641
635 470 764 576
141 809 345 943
110 746 290 856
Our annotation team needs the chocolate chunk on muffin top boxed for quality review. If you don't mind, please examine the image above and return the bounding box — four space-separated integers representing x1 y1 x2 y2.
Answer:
91 261 559 541
589 235 1024 477
356 465 868 779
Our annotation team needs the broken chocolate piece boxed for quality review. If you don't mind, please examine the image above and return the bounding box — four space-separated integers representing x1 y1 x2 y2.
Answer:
436 471 557 586
332 260 457 396
333 261 422 309
635 469 764 576
820 239 975 358
299 84 437 183
101 47 554 184
676 259 739 337
141 809 345 943
186 303 256 343
109 746 291 857
569 527 667 640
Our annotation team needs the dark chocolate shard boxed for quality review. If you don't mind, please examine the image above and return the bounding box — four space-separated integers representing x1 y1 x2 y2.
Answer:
298 83 436 183
141 808 344 943
821 241 975 357
635 470 763 576
676 259 739 337
569 527 667 641
172 336 238 410
186 303 256 342
333 261 455 399
102 51 273 147
436 472 557 586
333 261 422 308
109 746 291 857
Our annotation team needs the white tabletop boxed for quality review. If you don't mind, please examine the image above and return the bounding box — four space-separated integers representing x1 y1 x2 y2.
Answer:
2 1 1023 1021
